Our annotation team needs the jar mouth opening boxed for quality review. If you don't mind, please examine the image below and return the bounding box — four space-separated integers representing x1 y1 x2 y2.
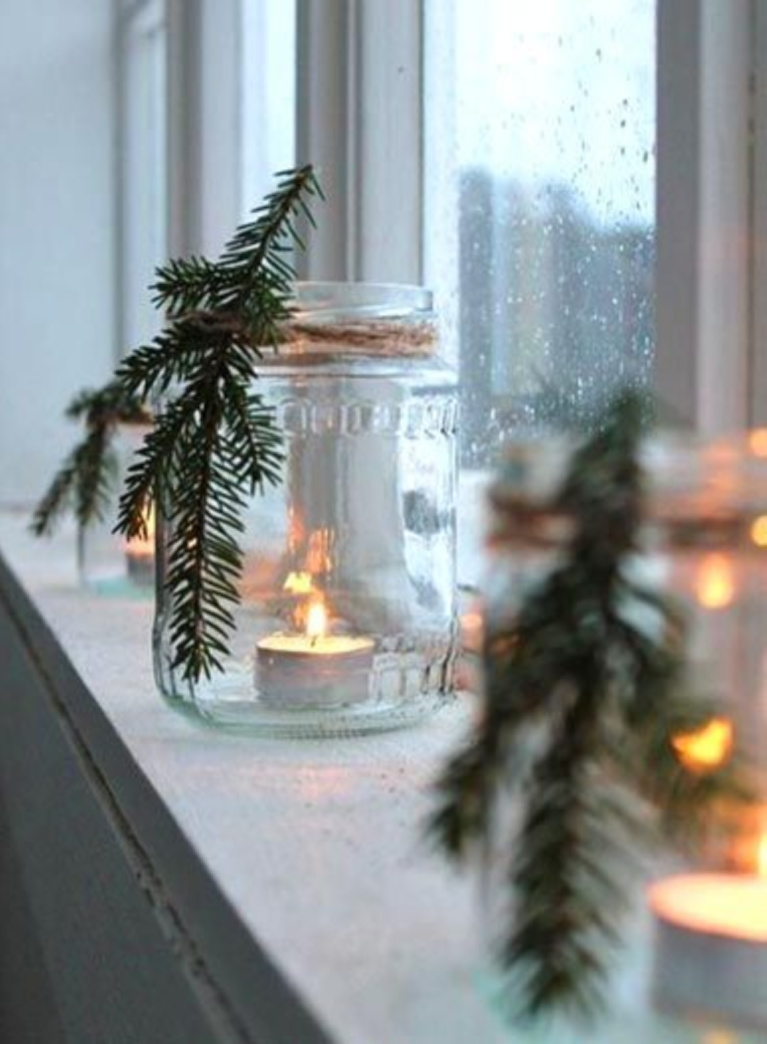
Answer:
290 281 434 322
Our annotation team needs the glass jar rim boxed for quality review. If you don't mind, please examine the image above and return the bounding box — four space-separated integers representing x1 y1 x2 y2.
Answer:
290 281 434 322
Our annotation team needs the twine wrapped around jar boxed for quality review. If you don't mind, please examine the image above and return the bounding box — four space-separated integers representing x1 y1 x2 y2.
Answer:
277 317 439 360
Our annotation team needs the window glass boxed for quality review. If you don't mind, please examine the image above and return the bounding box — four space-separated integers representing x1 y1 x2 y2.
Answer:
425 0 657 466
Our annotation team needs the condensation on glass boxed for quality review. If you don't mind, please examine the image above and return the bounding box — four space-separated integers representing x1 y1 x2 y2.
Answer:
154 283 459 737
425 0 657 465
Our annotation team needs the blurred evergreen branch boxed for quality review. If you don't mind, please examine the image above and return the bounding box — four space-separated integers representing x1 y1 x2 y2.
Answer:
31 381 149 536
429 390 754 1023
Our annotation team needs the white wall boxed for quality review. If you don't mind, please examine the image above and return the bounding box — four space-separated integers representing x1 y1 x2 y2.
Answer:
0 1 117 504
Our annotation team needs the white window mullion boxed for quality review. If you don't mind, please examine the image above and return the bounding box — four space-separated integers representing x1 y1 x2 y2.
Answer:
655 0 752 433
295 0 352 280
118 0 168 351
751 0 767 426
165 0 197 258
352 0 422 284
295 0 423 284
165 0 240 261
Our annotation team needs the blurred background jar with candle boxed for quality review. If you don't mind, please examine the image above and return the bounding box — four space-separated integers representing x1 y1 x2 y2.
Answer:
79 419 155 597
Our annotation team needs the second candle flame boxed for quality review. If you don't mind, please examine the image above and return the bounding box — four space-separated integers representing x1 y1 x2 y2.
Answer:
695 553 736 610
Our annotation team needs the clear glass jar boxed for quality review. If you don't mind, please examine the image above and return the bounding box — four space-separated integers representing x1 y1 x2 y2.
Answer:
79 421 156 597
154 283 458 736
482 431 767 1035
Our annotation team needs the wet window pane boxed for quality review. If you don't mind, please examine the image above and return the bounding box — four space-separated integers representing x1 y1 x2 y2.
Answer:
425 0 657 465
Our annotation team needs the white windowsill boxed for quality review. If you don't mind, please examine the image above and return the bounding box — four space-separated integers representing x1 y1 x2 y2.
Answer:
0 510 752 1043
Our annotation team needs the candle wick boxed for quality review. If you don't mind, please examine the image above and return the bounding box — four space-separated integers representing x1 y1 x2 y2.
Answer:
310 634 318 648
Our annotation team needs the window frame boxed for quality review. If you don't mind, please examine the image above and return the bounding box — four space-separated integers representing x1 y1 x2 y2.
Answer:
116 0 168 354
655 0 754 433
294 0 763 434
128 1 764 429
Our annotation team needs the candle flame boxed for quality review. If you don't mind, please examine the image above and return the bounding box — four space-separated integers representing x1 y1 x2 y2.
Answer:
672 716 734 772
695 553 736 610
283 571 314 595
306 599 327 641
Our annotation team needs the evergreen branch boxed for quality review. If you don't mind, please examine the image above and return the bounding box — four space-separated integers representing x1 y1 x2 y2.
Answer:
31 381 148 536
429 390 755 1023
218 165 323 311
152 256 226 316
113 166 320 683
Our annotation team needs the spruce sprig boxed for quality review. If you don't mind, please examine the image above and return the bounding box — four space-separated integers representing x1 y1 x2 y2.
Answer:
31 382 149 536
114 165 322 682
430 392 754 1023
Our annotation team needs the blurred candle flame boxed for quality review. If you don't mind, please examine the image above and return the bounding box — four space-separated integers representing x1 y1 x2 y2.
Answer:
695 553 736 610
751 515 767 547
759 834 767 878
283 571 314 595
306 599 328 641
128 503 155 556
749 428 767 458
672 716 733 772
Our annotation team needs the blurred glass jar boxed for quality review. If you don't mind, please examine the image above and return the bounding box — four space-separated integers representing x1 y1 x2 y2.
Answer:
484 431 767 1033
154 282 459 736
79 420 155 596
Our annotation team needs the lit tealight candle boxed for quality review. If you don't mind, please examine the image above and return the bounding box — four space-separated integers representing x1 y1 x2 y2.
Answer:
125 505 155 584
650 846 767 1029
695 553 736 610
256 597 375 709
672 716 734 773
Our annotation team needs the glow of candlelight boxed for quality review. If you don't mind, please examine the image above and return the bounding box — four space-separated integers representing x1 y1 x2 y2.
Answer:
758 834 767 878
749 428 767 458
306 599 328 642
751 515 767 547
650 873 767 942
283 571 314 595
672 716 734 773
695 553 736 610
127 504 155 557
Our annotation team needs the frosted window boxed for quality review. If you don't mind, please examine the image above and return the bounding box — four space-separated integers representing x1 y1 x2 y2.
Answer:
425 0 657 465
